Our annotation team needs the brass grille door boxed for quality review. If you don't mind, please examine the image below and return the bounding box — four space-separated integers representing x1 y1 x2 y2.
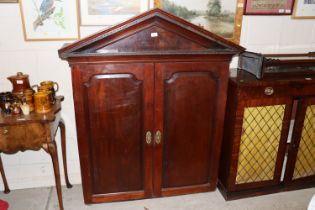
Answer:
233 99 292 190
293 105 315 179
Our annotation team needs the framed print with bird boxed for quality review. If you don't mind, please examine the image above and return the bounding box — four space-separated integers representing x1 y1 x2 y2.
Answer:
19 0 80 41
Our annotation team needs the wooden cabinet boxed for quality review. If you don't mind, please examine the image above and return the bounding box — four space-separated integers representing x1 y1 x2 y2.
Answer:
219 70 315 200
59 9 243 203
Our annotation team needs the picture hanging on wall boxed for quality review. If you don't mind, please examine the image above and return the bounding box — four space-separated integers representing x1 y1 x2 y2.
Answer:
154 0 245 44
244 0 295 15
293 0 315 18
19 0 80 41
0 0 18 3
79 0 150 26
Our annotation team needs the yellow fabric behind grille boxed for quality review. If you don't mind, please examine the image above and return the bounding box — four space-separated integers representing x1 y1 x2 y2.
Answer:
293 105 315 180
236 105 285 184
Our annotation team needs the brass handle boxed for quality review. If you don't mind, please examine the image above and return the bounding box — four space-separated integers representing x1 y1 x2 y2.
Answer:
155 131 161 145
146 131 152 145
264 87 274 96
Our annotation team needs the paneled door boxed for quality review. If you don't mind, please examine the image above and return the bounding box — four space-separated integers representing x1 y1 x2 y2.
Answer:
80 63 154 201
154 62 229 196
285 97 315 185
230 98 293 192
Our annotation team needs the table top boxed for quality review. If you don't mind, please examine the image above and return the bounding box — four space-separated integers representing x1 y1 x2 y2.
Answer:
0 96 64 126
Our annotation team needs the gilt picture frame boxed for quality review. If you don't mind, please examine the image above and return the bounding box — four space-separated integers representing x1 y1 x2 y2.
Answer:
292 0 315 19
19 0 80 41
154 0 245 44
79 0 151 26
0 0 18 3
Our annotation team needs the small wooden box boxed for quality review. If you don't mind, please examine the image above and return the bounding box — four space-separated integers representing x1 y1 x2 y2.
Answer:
238 52 315 79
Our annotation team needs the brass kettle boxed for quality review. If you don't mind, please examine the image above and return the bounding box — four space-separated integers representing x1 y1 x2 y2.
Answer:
7 72 31 96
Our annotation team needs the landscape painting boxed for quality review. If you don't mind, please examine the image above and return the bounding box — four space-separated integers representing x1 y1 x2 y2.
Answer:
87 0 141 15
79 0 150 25
158 0 238 39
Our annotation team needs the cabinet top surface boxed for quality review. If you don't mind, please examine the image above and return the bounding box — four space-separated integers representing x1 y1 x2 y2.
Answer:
59 9 244 60
0 96 63 126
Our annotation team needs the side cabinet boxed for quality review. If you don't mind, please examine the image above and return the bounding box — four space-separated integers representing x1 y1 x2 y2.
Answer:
219 78 315 200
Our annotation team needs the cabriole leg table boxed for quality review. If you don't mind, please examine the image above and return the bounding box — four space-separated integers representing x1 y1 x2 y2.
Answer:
0 96 72 210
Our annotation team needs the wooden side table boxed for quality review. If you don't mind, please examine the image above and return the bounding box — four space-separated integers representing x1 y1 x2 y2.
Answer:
0 96 72 210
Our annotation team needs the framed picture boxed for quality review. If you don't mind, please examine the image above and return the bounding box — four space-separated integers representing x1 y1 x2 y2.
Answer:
244 0 295 15
19 0 80 41
0 0 18 3
154 0 245 44
79 0 150 26
292 0 315 18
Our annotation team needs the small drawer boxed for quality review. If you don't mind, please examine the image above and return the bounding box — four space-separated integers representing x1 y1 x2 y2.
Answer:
0 123 47 153
0 125 26 141
239 85 281 98
263 87 274 96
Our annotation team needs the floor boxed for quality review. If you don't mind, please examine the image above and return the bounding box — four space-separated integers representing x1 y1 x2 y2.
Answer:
0 185 314 210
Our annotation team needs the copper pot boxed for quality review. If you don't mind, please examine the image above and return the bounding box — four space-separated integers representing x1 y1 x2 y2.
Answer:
7 72 31 96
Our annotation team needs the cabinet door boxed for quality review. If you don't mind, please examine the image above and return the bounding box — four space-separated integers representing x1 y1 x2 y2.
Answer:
285 97 315 184
154 62 229 196
230 97 293 191
77 63 154 202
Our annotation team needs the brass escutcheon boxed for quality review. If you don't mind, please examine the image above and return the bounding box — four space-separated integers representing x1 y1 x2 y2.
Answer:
155 130 161 145
145 131 152 145
264 87 274 96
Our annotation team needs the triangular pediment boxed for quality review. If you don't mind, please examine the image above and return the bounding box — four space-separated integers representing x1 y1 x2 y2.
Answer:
96 25 221 54
59 9 244 59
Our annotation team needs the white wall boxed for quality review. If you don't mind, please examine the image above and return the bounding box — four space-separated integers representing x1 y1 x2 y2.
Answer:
0 3 315 191
241 15 315 53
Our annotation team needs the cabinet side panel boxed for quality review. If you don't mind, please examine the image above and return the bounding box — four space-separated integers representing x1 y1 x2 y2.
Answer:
218 80 239 188
85 74 144 194
162 72 217 188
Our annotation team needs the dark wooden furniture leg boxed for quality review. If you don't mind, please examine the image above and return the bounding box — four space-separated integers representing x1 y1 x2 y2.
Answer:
46 141 64 210
0 154 10 194
59 119 72 188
